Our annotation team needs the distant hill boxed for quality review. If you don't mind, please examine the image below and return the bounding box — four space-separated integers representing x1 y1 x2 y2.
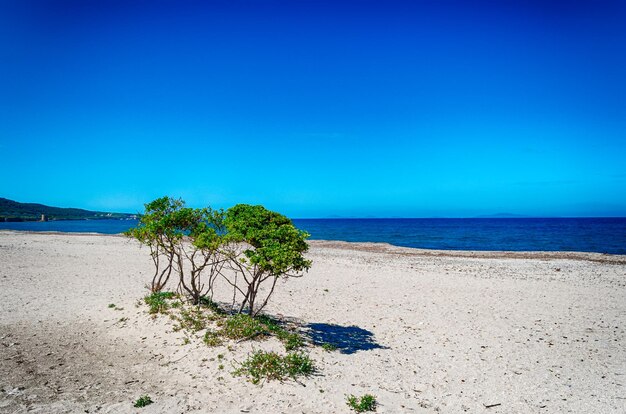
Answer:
0 198 136 222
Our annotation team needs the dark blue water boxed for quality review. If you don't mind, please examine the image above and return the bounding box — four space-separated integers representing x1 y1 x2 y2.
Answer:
294 218 626 254
1 218 625 254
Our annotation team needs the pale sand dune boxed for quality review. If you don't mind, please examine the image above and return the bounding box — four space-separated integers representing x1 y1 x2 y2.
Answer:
1 232 625 413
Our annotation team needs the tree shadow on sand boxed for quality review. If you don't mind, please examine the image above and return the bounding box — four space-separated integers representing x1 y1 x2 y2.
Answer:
303 323 387 354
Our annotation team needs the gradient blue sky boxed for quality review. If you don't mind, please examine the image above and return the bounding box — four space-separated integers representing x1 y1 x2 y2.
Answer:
1 0 625 217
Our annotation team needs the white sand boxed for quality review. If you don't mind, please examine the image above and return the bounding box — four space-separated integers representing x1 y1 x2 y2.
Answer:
1 232 625 413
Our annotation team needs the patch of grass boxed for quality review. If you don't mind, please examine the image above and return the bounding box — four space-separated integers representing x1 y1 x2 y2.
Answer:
346 394 377 413
321 342 337 352
174 308 208 332
233 350 315 384
256 315 305 350
108 303 116 308
203 330 223 347
144 291 176 314
281 332 305 351
220 314 268 340
133 395 153 408
282 351 315 378
218 364 224 370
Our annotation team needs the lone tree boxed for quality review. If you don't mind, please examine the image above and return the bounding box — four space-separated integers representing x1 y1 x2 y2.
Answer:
223 204 311 316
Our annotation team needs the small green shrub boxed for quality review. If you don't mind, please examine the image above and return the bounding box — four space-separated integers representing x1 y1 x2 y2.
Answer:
346 394 377 412
133 395 153 408
256 315 304 350
175 308 207 332
220 314 267 340
144 291 176 314
233 350 314 384
321 342 337 352
108 303 116 308
282 351 315 378
272 331 301 351
203 330 223 347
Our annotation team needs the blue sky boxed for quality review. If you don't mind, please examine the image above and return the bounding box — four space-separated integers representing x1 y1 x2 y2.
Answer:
1 0 625 217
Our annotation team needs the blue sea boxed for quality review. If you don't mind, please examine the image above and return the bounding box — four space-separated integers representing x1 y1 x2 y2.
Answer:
1 218 625 254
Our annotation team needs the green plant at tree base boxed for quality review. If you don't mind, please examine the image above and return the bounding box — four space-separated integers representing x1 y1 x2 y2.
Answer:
233 350 314 384
133 395 153 408
214 314 305 350
219 314 267 340
257 315 305 350
174 307 209 332
144 291 176 314
203 330 223 347
346 394 377 412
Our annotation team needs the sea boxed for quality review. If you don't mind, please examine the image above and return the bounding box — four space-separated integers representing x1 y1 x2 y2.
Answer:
1 217 625 255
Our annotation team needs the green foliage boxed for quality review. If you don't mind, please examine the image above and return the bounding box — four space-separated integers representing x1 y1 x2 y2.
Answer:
282 351 315 378
128 197 313 316
203 330 223 347
225 204 312 276
133 395 153 408
280 332 305 351
257 316 305 350
144 291 175 314
346 394 377 413
321 342 337 352
108 303 116 308
219 314 267 340
173 307 208 332
216 314 305 350
233 351 314 384
224 204 312 316
125 197 226 298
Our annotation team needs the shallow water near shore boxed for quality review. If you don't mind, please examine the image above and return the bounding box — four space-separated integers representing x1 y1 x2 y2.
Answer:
1 217 625 254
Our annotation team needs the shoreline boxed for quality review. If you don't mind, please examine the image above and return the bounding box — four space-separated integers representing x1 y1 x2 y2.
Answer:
2 229 625 263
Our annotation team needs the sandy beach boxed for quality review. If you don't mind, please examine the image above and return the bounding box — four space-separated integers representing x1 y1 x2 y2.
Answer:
1 231 625 413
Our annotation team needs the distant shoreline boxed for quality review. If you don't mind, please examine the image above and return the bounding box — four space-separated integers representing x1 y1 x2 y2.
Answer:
2 230 624 263
0 217 137 223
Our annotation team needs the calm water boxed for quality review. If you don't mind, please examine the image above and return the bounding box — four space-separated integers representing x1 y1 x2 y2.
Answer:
1 218 625 254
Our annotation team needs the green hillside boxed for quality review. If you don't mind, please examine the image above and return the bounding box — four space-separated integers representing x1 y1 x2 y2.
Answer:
0 198 135 222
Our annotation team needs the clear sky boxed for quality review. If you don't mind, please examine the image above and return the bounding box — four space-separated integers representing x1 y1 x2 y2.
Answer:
1 0 625 217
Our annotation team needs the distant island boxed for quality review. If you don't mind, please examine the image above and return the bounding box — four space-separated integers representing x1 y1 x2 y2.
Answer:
0 197 136 222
